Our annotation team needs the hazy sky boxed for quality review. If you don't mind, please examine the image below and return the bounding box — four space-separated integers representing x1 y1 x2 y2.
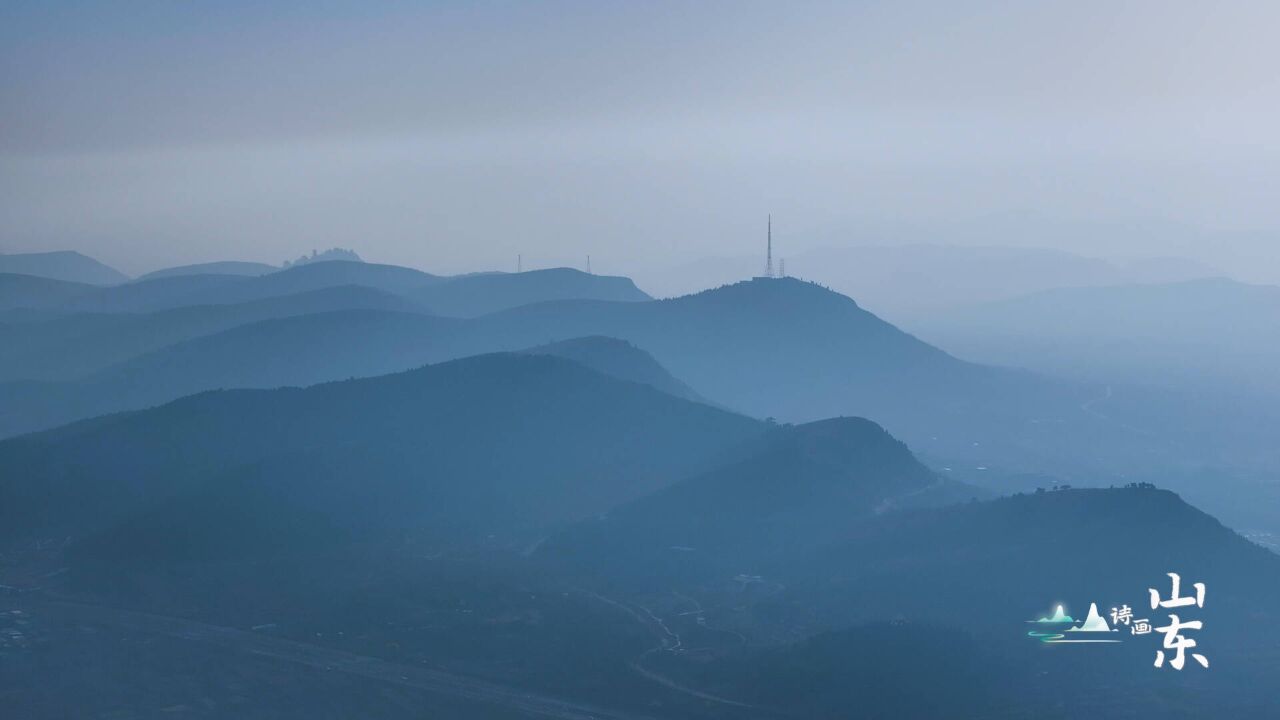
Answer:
3 1 1278 280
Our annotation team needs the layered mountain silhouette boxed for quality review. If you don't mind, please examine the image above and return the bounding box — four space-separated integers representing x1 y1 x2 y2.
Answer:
463 277 1196 474
0 310 458 437
80 310 463 396
173 261 442 307
0 313 713 437
35 261 648 318
5 274 1270 480
0 352 764 553
0 251 129 285
54 262 435 313
58 273 252 313
467 276 1037 418
2 280 1278 717
1 277 1010 447
0 266 650 378
0 285 424 383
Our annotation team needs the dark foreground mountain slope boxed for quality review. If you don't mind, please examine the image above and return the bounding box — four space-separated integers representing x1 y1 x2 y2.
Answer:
558 486 1280 718
754 487 1280 716
542 417 972 586
0 352 764 549
413 268 651 317
3 370 1277 716
787 487 1280 635
0 250 129 285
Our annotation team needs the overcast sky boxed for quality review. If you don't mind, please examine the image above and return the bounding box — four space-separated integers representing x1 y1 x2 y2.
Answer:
2 0 1278 280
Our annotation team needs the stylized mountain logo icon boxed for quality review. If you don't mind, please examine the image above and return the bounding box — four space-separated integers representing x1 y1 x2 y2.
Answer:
1035 604 1074 623
1067 603 1117 633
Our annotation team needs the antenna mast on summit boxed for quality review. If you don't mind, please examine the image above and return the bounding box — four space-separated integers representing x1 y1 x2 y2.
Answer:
765 214 774 278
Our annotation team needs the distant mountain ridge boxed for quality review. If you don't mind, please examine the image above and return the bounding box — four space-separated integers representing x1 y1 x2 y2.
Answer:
50 262 439 314
412 267 650 317
138 261 278 280
0 285 424 383
636 244 1220 319
0 251 129 285
5 261 648 320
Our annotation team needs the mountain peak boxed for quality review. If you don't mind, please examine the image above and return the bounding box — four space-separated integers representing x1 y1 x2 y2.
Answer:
664 277 896 334
539 414 956 584
781 417 926 475
687 276 860 307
